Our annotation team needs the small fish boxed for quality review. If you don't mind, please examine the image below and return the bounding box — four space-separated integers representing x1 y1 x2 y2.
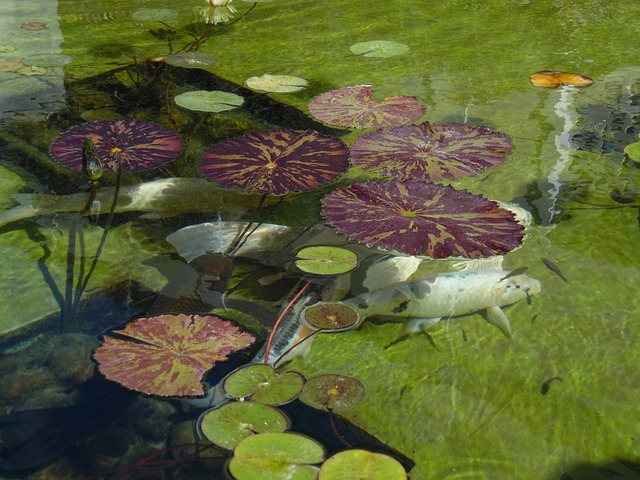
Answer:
541 257 569 283
499 266 528 282
308 269 542 338
540 376 563 395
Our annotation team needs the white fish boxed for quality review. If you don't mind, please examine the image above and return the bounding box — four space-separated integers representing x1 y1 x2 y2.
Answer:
306 269 541 338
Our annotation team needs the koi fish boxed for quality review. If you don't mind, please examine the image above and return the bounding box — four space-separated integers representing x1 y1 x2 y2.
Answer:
308 269 541 338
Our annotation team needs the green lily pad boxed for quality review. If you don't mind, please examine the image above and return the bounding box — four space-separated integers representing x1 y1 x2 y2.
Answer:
229 432 325 480
294 246 358 275
223 364 305 405
349 40 410 58
303 302 360 331
132 8 178 22
245 74 308 93
319 449 407 480
300 374 366 411
200 401 290 450
174 90 244 113
624 141 640 161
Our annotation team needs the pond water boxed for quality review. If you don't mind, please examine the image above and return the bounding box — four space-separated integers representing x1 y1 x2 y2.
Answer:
1 0 640 479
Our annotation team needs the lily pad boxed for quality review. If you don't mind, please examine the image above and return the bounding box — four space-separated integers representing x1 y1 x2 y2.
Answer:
223 364 305 405
350 121 512 181
200 401 290 450
22 53 72 67
50 118 183 173
308 85 425 129
174 90 244 112
319 449 407 480
299 374 366 411
294 246 359 275
0 60 24 72
132 8 178 22
165 52 217 68
246 74 308 93
321 180 524 258
200 128 349 194
229 432 325 480
93 314 255 396
302 302 360 331
624 141 640 161
349 40 410 58
530 70 593 88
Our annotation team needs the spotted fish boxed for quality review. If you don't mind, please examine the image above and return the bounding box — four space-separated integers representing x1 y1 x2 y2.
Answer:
311 269 541 338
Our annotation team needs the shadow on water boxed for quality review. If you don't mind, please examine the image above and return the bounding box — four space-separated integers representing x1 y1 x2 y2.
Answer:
560 459 640 480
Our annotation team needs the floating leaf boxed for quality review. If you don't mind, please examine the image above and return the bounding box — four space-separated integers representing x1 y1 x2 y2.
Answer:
229 433 325 480
319 449 407 480
22 53 72 67
308 85 424 129
0 60 24 72
322 180 524 258
349 40 410 58
50 118 183 173
294 246 359 275
132 8 178 22
200 401 290 450
165 52 217 68
530 70 593 88
223 364 305 405
246 74 308 93
624 141 640 161
174 90 244 112
200 128 349 194
303 302 360 331
299 374 365 411
93 314 255 397
350 121 512 181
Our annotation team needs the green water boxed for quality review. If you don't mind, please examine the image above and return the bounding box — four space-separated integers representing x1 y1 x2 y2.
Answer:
1 0 640 478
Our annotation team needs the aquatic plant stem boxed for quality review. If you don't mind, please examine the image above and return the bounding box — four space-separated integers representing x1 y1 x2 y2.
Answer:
73 160 122 309
264 279 312 365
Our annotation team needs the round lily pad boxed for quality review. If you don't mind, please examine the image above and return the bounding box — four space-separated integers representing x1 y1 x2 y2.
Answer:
299 374 366 411
308 85 424 129
229 432 325 480
322 180 524 258
223 364 305 405
624 141 640 161
22 53 72 67
246 74 308 93
199 401 290 450
349 40 410 58
132 8 178 22
165 52 217 69
303 302 360 331
174 90 244 112
294 246 358 275
319 449 407 480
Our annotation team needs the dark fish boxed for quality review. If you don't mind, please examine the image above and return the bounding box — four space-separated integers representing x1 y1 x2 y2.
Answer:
540 376 563 395
541 258 569 283
498 266 528 282
531 314 538 324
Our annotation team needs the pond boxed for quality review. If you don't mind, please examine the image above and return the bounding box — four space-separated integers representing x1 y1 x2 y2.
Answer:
1 0 639 479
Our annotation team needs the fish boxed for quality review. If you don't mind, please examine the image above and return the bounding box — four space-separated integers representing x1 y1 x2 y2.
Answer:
307 269 542 338
0 177 270 227
541 257 569 283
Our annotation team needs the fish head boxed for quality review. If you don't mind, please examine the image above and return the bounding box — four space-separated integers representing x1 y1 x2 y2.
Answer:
496 274 541 307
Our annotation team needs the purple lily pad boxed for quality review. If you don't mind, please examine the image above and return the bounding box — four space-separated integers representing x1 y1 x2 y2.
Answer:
350 121 513 181
200 128 349 194
50 118 183 173
322 180 524 258
307 85 425 129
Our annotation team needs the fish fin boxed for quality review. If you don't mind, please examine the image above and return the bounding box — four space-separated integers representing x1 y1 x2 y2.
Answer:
363 256 423 291
405 317 441 334
484 306 512 338
451 255 504 272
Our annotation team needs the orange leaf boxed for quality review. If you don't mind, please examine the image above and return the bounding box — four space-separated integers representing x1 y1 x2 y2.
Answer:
530 70 593 88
